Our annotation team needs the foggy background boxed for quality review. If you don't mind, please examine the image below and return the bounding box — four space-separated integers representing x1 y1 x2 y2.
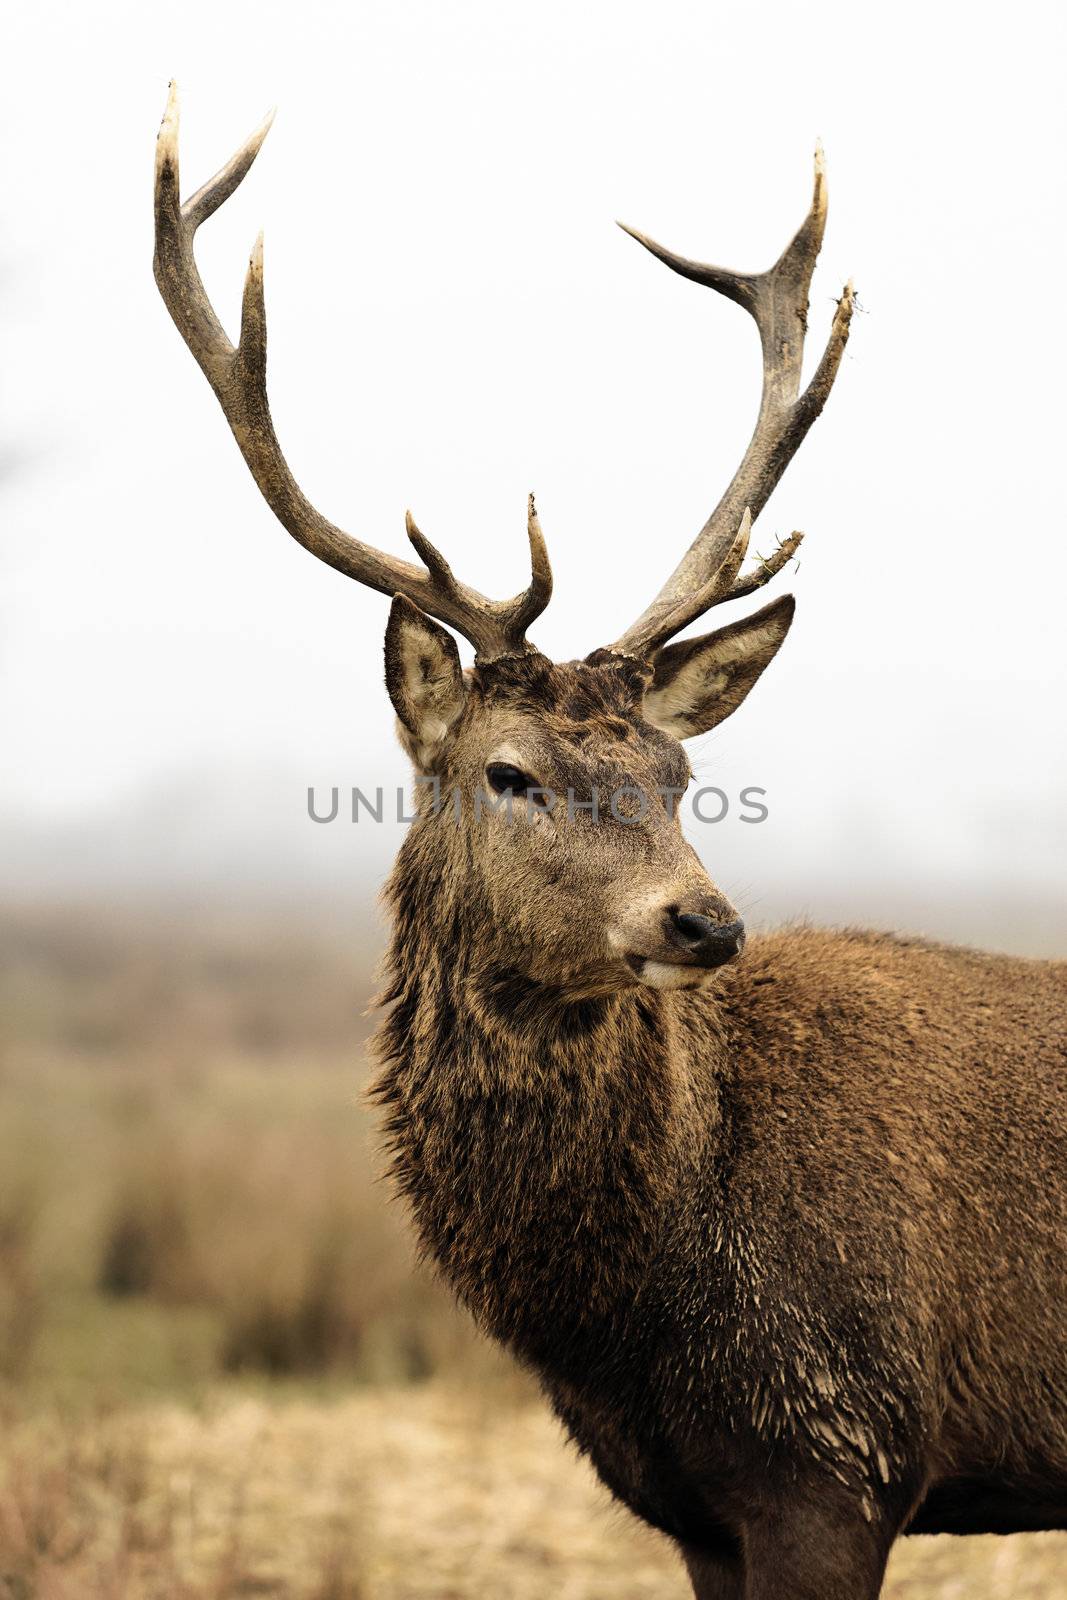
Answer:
3 0 1065 955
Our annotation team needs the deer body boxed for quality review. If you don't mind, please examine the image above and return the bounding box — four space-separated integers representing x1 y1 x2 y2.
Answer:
371 673 1067 1597
154 87 1067 1597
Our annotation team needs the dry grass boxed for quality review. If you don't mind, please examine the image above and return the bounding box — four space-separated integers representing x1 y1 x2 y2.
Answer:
0 903 1063 1597
1 1389 1064 1600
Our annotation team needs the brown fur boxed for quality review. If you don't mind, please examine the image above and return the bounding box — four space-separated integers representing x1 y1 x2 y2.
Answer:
371 645 1067 1600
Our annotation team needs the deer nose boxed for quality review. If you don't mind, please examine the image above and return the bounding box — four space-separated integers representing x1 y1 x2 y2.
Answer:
666 909 746 968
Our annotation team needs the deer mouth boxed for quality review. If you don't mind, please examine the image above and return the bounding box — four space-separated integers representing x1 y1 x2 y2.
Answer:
623 914 745 987
624 954 713 991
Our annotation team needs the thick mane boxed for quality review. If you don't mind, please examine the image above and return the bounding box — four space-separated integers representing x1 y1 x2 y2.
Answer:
370 833 704 1362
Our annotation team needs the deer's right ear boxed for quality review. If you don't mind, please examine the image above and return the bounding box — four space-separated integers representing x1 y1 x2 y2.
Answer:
385 595 467 766
642 594 795 739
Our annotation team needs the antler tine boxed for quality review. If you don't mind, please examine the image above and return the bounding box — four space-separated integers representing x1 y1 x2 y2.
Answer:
514 493 554 636
610 147 853 660
402 495 551 646
727 530 804 603
153 83 551 660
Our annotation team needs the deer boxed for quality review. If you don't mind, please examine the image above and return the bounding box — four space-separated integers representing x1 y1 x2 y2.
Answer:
153 84 1067 1600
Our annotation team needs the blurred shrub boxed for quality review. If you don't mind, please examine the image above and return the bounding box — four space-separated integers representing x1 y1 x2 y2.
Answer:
97 1178 194 1300
93 1131 438 1380
219 1229 362 1376
0 1185 43 1382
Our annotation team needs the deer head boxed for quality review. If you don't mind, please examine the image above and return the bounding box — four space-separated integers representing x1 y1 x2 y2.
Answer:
154 85 853 995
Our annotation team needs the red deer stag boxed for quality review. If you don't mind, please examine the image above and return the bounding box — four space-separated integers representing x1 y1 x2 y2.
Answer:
154 84 1067 1600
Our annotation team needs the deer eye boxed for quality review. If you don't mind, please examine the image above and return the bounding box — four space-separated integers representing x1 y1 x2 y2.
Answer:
486 763 535 796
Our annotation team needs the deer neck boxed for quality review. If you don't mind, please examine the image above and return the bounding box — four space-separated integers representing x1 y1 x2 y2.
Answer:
370 843 724 1364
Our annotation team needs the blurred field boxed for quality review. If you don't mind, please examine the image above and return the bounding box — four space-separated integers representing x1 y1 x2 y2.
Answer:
0 902 1063 1598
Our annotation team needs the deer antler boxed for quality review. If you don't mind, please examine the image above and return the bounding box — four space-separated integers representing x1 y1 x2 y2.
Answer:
153 83 551 660
610 147 853 660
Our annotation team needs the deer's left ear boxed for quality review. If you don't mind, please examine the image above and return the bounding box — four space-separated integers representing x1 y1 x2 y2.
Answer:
385 595 468 766
643 595 795 739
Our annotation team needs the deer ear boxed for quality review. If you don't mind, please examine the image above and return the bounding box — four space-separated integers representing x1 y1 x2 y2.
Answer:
384 595 467 765
643 595 795 739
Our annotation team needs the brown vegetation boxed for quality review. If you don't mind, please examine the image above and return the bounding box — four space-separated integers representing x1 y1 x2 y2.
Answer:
2 1389 1065 1600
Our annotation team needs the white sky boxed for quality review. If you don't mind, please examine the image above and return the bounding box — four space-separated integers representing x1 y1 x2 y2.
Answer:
2 2 1065 946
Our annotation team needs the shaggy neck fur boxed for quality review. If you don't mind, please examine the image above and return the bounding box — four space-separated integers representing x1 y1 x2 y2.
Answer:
370 811 724 1369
